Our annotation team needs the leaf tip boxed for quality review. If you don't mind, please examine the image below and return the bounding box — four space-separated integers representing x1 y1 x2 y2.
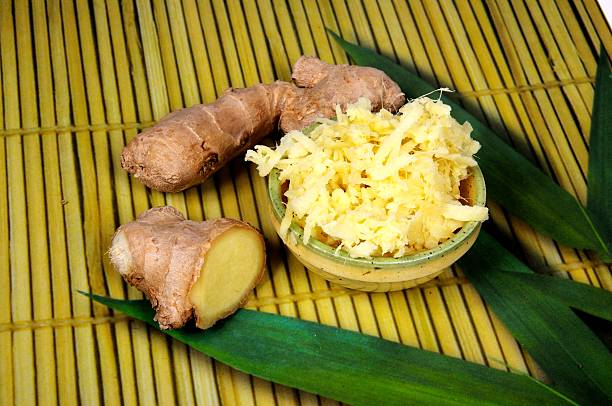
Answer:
326 28 342 43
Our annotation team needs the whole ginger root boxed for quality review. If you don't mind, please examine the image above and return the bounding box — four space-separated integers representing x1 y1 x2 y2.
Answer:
109 206 266 330
121 56 405 192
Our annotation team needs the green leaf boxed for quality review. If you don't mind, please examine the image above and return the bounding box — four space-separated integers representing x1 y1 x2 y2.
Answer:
587 49 612 261
458 231 612 405
507 272 612 322
86 293 568 406
328 31 608 256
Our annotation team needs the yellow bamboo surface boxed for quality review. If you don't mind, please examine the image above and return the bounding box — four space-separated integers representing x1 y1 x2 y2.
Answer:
1 0 611 405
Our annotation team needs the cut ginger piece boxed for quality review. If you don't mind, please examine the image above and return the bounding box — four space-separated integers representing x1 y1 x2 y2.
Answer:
189 227 265 329
109 206 265 330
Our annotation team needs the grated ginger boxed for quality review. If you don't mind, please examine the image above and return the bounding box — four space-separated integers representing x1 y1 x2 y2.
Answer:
246 97 488 258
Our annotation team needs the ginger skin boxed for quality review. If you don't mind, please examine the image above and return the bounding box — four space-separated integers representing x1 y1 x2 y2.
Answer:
109 206 266 330
121 56 405 192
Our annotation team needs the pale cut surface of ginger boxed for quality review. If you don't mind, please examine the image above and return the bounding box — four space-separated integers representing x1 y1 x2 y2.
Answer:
188 227 264 329
109 206 265 330
246 97 489 258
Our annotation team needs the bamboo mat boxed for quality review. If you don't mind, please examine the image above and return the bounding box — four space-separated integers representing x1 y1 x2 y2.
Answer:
1 0 611 405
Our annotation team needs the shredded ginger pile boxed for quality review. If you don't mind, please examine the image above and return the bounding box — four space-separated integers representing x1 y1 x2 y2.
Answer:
246 97 488 258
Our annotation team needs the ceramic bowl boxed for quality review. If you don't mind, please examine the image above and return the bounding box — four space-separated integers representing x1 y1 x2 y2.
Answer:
267 164 486 292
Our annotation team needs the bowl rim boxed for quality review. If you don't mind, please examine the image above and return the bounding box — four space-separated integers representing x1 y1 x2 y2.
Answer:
268 164 487 268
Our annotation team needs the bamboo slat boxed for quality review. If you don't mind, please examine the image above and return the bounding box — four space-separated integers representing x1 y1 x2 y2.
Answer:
2 3 35 405
1 1 611 405
16 2 55 404
0 8 13 406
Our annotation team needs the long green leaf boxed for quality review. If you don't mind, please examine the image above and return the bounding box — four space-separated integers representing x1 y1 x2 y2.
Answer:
587 49 612 262
328 31 609 257
86 293 567 406
458 232 612 405
507 272 612 322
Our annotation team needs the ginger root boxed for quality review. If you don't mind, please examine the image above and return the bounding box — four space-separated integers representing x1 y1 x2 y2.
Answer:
109 206 265 330
121 56 404 192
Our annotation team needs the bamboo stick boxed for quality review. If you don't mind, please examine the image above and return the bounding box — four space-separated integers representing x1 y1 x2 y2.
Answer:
556 0 597 76
73 1 143 403
387 291 420 348
583 0 612 56
458 282 507 371
2 2 36 404
48 0 102 403
526 1 592 136
495 0 588 198
328 0 358 60
314 0 349 64
344 0 376 50
405 288 440 352
376 0 417 74
488 309 529 373
573 0 603 52
539 1 594 111
257 0 294 76
15 1 56 404
42 2 82 404
288 0 319 58
64 2 121 404
0 5 14 405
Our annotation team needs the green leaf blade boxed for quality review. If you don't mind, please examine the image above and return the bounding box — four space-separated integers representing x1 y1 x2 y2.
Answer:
458 232 612 404
587 50 612 260
507 272 612 322
87 293 567 406
328 31 604 253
